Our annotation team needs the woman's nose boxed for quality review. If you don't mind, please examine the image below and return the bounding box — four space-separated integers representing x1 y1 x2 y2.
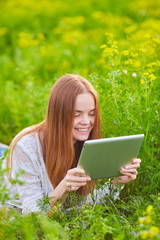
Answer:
81 115 90 124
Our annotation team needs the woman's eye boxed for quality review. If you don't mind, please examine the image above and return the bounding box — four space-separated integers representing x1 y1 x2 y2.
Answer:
89 112 95 116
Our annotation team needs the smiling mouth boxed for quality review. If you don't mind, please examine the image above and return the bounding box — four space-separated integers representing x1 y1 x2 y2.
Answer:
75 128 89 132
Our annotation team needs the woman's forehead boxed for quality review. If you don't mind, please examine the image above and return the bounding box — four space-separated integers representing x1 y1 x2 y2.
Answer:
75 93 95 111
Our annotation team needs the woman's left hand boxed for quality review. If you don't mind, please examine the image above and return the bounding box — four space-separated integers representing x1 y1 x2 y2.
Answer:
113 158 141 185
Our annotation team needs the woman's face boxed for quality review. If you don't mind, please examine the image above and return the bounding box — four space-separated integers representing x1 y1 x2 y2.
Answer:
72 92 96 143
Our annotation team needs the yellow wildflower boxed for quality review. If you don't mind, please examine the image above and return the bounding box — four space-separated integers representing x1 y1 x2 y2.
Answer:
142 210 146 216
112 40 118 46
105 33 114 38
145 215 152 224
122 50 129 56
146 205 153 214
140 231 149 239
124 60 129 65
130 52 138 58
100 44 107 49
148 226 159 238
102 47 114 56
139 48 146 53
146 62 156 68
138 217 145 224
18 38 30 48
143 71 149 76
113 49 119 55
149 74 156 81
150 226 159 234
124 58 134 66
144 33 151 39
141 79 145 84
18 32 31 39
156 60 160 67
134 60 141 68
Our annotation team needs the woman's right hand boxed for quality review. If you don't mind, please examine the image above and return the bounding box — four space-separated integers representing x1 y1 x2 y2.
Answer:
63 167 91 192
49 167 91 204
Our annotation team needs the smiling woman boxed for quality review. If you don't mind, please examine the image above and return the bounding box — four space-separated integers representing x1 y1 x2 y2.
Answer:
7 74 141 213
73 92 96 143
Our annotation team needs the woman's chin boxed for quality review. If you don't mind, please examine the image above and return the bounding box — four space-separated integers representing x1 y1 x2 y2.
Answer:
73 132 90 142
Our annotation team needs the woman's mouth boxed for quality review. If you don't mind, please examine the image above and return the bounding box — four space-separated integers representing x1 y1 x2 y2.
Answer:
75 128 89 133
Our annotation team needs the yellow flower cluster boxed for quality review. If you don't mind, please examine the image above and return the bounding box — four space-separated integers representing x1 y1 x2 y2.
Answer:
140 226 159 239
100 36 119 58
99 4 160 74
148 74 156 81
138 205 160 239
18 32 45 48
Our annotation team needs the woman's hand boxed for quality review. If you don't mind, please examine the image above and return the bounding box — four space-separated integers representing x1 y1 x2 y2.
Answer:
63 167 91 192
113 158 141 185
49 167 91 204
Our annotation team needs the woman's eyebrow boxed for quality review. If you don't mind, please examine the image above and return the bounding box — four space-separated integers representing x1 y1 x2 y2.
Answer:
75 108 96 112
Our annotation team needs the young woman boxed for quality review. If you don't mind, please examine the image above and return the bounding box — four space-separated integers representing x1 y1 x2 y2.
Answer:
8 74 141 213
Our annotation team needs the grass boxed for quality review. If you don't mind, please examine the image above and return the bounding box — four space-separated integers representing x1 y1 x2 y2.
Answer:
0 0 160 239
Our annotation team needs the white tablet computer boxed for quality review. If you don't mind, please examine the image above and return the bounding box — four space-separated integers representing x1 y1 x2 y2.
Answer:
77 134 144 180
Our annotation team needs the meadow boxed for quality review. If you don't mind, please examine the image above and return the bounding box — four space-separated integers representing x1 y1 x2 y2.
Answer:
0 0 160 239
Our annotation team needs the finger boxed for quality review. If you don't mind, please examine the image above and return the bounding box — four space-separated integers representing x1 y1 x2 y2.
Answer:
122 172 137 180
67 185 79 192
71 182 87 187
122 163 140 170
131 158 141 164
66 181 86 188
66 175 91 183
68 168 91 180
67 186 80 192
68 167 86 176
66 181 87 192
120 168 137 175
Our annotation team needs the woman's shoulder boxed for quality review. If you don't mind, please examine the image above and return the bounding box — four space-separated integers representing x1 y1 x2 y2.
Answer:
13 131 42 163
14 130 39 152
18 132 37 145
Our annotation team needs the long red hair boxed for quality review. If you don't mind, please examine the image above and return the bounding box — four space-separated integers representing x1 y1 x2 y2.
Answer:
8 74 101 195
